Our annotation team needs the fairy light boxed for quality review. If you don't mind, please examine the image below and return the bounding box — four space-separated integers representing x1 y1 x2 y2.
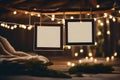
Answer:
107 30 110 35
100 22 104 26
114 52 117 56
71 63 75 67
67 62 71 66
97 19 101 23
106 57 110 62
70 16 74 19
37 14 41 17
74 52 78 57
80 49 84 53
87 13 90 16
78 60 82 64
112 17 116 22
96 4 100 8
94 59 97 63
13 11 17 15
62 18 65 24
51 14 55 21
90 57 94 62
109 15 113 19
27 25 33 30
11 26 14 30
85 56 88 61
106 19 109 24
104 13 108 18
97 31 102 36
30 13 34 16
1 23 5 27
88 52 92 57
25 11 28 14
67 46 71 49
95 42 97 46
111 56 114 61
119 10 120 13
94 18 97 21
14 25 17 28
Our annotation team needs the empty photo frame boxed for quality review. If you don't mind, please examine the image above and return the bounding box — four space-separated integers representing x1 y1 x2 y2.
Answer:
34 24 63 51
65 19 94 45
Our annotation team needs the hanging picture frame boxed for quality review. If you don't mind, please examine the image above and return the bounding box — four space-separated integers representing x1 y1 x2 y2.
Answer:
65 19 94 45
34 23 63 51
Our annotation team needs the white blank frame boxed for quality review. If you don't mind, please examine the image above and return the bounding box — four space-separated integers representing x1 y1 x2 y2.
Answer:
65 19 94 45
34 24 63 51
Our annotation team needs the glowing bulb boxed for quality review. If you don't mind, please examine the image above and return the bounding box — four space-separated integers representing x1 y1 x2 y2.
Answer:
74 52 78 57
27 25 33 30
13 11 17 15
96 4 100 8
30 13 34 16
80 49 84 53
111 56 114 61
97 31 102 36
37 14 40 17
104 13 108 18
106 57 110 62
87 13 90 15
100 22 104 26
71 63 75 67
97 20 101 23
25 11 28 14
11 27 14 30
107 30 110 35
78 60 82 64
62 19 65 24
94 18 97 21
1 23 5 27
106 19 109 24
119 10 120 13
94 59 97 63
14 25 17 28
51 14 55 21
109 15 113 19
67 46 71 49
88 52 92 57
112 17 116 22
114 52 117 56
95 42 97 46
85 56 88 60
57 21 61 24
67 62 71 66
70 16 74 19
90 57 94 62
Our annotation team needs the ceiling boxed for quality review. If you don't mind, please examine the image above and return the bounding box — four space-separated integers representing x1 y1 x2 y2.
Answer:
0 0 120 24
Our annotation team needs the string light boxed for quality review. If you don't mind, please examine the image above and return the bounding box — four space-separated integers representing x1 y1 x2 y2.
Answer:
119 10 120 14
74 52 78 57
104 13 108 18
51 14 55 21
97 31 102 36
88 52 92 57
62 18 65 24
106 19 109 24
94 18 97 21
96 4 100 8
95 42 97 46
109 15 113 19
14 24 17 28
37 14 41 17
67 46 71 49
112 17 116 22
100 22 104 26
114 52 117 56
78 60 82 64
107 30 110 35
106 57 110 62
80 49 84 53
13 11 17 15
27 25 33 30
70 16 74 19
25 11 28 14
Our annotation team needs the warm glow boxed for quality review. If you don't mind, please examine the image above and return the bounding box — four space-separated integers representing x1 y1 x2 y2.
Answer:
109 15 113 19
87 13 90 15
25 11 28 14
70 16 74 19
100 22 104 26
74 52 78 57
88 52 92 57
14 25 17 28
78 60 82 64
90 57 94 62
11 26 14 30
106 19 109 24
104 13 108 18
114 52 117 56
111 56 114 61
37 14 41 17
67 62 71 66
106 57 110 62
96 4 100 8
57 21 61 24
94 18 97 21
97 31 102 36
97 20 101 23
85 56 88 60
80 49 84 53
112 17 116 22
1 23 5 27
94 59 97 63
62 18 65 24
27 25 33 30
119 10 120 13
71 63 75 67
13 11 17 15
95 42 97 46
107 30 110 35
67 46 71 49
30 13 34 16
51 14 55 21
